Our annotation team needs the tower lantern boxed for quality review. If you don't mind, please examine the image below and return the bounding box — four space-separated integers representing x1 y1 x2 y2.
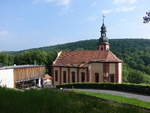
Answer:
99 15 109 51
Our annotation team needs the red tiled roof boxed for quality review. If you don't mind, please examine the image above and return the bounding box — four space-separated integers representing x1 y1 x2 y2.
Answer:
43 74 53 80
53 50 122 67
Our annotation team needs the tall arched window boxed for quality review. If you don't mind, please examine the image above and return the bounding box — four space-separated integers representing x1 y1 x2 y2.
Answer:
95 73 99 82
81 72 85 82
72 72 76 83
110 74 115 82
63 71 67 83
55 70 58 81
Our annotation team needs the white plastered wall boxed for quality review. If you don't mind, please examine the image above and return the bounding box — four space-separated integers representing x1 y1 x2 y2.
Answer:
89 63 103 82
109 63 115 74
118 63 122 83
69 68 77 83
0 69 14 88
79 68 87 82
61 67 68 84
53 67 60 85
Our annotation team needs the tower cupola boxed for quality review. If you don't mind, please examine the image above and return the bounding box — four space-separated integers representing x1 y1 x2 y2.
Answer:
99 16 109 51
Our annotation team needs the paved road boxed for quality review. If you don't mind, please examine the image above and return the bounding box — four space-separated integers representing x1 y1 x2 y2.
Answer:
73 89 150 102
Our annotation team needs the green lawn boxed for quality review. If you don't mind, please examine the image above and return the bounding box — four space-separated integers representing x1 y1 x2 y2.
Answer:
0 87 149 113
73 89 150 109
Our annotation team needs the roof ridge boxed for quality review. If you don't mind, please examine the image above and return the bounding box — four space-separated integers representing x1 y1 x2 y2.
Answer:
62 50 98 53
105 50 110 61
109 51 122 61
53 51 63 64
53 50 122 66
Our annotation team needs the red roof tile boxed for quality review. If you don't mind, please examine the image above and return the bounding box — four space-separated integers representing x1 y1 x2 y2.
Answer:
53 50 122 67
43 74 53 80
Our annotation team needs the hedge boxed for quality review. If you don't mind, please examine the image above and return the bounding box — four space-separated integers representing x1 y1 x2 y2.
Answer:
56 83 150 96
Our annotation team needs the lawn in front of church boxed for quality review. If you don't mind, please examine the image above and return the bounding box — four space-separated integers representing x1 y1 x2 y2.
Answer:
72 89 150 109
0 87 149 113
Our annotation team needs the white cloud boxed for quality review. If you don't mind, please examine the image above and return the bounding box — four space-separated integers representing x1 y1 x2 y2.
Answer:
101 6 135 15
32 0 72 7
45 0 71 6
60 0 71 6
116 6 136 12
102 9 112 14
113 0 139 4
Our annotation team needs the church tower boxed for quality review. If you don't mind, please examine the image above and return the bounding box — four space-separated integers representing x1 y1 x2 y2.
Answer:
98 16 109 51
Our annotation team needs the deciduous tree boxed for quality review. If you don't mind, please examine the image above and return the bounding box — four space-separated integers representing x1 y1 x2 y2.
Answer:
143 11 150 23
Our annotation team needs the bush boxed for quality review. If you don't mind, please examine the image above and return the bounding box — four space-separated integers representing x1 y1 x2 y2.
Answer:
127 71 144 84
57 83 150 96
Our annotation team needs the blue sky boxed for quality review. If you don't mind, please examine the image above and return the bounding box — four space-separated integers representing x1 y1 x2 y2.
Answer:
0 0 150 51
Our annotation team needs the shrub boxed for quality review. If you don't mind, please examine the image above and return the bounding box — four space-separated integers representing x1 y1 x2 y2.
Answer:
127 70 144 84
57 83 150 96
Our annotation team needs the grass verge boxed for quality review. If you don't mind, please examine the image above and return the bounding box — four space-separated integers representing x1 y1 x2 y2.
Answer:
73 89 150 109
0 87 150 113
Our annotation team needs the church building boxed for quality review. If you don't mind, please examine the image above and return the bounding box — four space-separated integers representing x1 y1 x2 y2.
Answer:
52 19 123 85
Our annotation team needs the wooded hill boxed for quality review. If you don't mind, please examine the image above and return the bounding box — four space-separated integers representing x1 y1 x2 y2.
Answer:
1 39 150 84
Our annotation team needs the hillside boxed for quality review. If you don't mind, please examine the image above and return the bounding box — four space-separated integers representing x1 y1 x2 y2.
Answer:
24 38 150 52
1 39 150 83
30 39 150 81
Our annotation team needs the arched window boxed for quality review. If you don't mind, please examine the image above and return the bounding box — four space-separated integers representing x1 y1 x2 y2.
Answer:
63 71 67 83
81 72 85 82
95 73 99 82
72 72 76 83
110 74 115 82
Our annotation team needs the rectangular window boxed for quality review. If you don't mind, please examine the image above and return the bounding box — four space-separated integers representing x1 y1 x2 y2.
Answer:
95 73 99 82
81 72 85 82
63 71 67 83
72 71 76 83
55 70 58 81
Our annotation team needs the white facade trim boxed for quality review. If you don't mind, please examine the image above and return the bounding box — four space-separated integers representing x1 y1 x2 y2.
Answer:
118 63 122 83
0 69 14 88
53 51 62 65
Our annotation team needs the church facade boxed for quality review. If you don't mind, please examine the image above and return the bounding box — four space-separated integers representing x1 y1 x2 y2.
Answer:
52 21 123 85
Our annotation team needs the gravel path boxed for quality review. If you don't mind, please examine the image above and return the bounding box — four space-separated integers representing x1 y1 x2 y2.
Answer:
73 89 150 102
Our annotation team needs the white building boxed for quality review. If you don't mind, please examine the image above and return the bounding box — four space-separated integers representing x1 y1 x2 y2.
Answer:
0 65 45 88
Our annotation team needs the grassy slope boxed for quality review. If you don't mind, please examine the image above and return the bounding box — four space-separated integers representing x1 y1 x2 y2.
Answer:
0 87 149 113
73 90 150 109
